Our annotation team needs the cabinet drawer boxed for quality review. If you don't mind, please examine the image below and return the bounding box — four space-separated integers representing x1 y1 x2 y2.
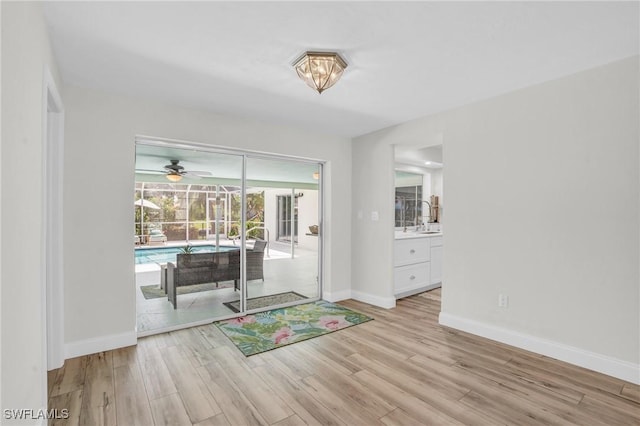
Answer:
394 238 430 266
430 236 443 247
394 262 430 295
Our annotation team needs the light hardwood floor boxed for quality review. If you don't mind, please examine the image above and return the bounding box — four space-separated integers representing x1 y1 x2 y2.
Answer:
48 289 640 425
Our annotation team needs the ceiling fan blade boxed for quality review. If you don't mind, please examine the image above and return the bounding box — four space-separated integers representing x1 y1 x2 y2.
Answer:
135 169 165 175
186 170 212 176
181 171 202 179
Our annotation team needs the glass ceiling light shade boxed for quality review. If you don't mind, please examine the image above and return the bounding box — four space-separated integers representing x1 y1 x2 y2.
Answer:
293 51 347 94
166 172 182 182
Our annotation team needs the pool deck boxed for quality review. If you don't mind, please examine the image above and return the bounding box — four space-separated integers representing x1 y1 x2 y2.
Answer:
135 242 318 335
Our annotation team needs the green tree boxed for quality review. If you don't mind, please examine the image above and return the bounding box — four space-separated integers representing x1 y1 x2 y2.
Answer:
134 206 149 235
189 192 207 221
228 191 265 237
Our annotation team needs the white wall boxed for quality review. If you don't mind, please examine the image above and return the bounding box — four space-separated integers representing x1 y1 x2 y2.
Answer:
352 56 639 383
63 86 351 354
430 168 443 201
263 189 318 251
351 137 396 308
1 1 63 419
263 189 280 245
296 190 319 251
440 56 639 381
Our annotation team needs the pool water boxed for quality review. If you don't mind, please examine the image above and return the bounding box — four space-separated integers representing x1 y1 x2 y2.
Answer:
135 245 238 264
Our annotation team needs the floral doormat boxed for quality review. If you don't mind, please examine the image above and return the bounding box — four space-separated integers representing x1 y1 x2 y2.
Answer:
215 300 373 356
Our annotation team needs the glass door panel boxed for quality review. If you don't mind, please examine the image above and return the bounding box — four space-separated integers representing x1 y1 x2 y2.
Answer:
244 157 321 311
135 143 243 334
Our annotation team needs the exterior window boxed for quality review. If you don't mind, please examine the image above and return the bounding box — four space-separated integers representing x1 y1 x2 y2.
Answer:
276 194 298 242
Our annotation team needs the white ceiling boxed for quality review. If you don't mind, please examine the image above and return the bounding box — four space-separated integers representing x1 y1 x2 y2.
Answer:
43 1 639 137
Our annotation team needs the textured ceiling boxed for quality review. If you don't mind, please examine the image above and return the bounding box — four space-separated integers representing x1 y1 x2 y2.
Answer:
44 1 639 137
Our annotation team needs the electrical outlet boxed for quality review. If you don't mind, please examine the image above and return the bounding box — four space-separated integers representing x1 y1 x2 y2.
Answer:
371 211 379 221
498 294 509 308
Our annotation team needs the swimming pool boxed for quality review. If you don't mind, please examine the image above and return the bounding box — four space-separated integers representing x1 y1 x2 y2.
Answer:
135 245 238 264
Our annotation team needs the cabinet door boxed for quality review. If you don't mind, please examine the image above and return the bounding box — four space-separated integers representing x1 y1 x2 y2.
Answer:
430 236 443 247
395 262 430 295
430 245 443 285
394 238 430 266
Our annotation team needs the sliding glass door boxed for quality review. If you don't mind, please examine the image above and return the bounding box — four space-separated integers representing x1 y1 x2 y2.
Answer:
243 157 321 313
134 138 323 334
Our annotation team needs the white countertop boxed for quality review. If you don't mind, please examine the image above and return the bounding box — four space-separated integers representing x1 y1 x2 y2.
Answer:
395 231 443 240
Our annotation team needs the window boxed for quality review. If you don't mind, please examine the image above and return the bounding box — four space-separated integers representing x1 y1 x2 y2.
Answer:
276 194 298 242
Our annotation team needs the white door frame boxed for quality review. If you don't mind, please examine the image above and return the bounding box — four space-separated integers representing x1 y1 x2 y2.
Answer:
42 65 65 376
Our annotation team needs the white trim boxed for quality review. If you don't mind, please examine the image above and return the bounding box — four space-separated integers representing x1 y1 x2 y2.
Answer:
65 331 137 359
351 290 396 309
439 312 640 385
138 318 219 338
42 65 65 381
323 289 352 302
395 283 440 299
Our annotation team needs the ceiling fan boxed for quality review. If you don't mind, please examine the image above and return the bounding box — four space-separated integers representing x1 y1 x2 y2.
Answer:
136 159 212 182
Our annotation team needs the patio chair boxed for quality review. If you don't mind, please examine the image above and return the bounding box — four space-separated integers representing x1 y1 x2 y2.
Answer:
246 239 267 283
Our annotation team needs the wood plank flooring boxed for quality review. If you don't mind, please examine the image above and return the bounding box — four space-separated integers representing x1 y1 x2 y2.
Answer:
48 289 640 425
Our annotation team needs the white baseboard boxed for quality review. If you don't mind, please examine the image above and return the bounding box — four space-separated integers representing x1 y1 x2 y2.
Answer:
439 312 640 385
65 331 137 359
395 283 441 299
351 290 396 309
323 289 351 302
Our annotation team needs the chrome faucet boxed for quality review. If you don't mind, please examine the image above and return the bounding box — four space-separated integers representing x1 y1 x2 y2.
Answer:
422 200 432 224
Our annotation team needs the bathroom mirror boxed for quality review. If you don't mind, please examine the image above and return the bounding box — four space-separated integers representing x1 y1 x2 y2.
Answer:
394 143 443 230
395 171 423 228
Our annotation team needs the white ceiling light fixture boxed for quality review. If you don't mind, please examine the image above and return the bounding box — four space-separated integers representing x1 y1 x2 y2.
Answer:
166 172 182 182
293 51 348 94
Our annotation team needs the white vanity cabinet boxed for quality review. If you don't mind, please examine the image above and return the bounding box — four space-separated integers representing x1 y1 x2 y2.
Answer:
394 234 443 299
394 237 431 298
